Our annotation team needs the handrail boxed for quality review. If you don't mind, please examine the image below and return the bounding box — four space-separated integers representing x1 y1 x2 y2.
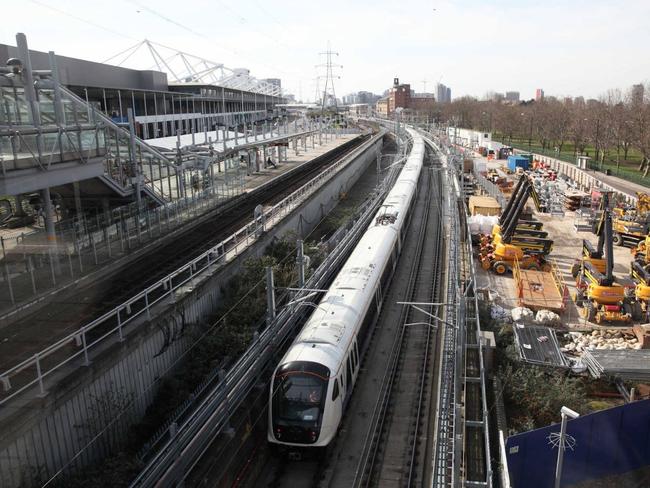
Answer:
130 132 391 488
550 259 569 310
0 131 383 405
513 256 523 301
58 85 175 166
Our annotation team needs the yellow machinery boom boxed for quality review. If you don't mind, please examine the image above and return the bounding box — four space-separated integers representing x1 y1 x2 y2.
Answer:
574 193 636 323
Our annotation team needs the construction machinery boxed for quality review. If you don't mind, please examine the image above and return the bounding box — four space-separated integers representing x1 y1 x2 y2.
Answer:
632 234 650 265
480 176 545 245
479 175 553 274
610 191 650 247
571 239 608 278
611 216 648 246
571 193 611 278
574 194 636 323
629 261 650 321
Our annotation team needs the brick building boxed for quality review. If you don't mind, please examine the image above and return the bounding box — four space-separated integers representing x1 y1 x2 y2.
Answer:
389 78 411 113
376 78 436 116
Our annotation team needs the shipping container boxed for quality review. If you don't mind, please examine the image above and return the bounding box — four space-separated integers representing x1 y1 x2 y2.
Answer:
508 155 529 172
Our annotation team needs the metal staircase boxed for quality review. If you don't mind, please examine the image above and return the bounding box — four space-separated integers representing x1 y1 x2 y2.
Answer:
1 66 175 206
58 85 176 204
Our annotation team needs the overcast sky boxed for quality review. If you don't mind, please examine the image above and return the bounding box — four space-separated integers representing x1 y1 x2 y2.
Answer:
2 0 649 101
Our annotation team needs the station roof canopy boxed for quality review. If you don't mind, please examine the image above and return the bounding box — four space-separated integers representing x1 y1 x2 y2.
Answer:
104 40 283 97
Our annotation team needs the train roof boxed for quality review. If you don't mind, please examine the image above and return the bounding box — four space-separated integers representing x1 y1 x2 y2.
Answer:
279 127 425 371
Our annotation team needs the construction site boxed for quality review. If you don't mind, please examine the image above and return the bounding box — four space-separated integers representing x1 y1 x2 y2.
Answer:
453 127 650 486
1 3 649 481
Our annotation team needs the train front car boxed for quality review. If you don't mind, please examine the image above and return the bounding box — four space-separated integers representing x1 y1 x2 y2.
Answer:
270 359 331 445
269 127 425 453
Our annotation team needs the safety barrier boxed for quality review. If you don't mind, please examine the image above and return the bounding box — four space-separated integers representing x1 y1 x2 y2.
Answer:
0 131 383 405
130 131 397 487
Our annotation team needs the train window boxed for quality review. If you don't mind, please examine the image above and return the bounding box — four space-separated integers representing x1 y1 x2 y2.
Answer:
332 379 339 401
346 358 352 387
272 362 329 425
354 342 359 367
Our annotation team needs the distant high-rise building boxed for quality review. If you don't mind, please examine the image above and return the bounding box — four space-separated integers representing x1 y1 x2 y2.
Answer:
357 91 380 105
436 83 451 103
342 93 359 104
631 84 645 104
505 91 520 102
535 88 544 101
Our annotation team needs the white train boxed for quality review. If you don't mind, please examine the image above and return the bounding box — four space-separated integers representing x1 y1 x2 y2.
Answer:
268 128 426 448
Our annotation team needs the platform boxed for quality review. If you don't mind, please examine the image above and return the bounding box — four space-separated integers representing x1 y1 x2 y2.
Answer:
0 134 360 337
513 259 567 313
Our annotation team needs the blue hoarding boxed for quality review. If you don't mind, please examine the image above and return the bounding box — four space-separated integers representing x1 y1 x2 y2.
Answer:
505 399 650 487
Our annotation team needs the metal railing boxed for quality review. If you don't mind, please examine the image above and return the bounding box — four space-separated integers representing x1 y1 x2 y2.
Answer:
0 132 381 405
473 169 508 208
0 126 354 316
423 133 493 487
0 161 249 315
463 198 494 488
129 150 390 487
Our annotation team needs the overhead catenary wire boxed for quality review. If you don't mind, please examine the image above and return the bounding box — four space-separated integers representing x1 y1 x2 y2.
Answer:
27 0 139 41
39 139 379 485
125 0 208 38
24 0 307 94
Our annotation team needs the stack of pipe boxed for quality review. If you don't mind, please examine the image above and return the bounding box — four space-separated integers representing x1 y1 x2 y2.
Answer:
582 349 650 380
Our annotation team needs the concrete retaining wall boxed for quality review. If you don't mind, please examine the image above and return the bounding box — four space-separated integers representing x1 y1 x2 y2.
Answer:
0 135 383 487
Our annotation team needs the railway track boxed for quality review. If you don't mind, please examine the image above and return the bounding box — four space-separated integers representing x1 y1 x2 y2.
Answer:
207 137 450 488
258 143 447 488
351 146 444 487
0 135 371 374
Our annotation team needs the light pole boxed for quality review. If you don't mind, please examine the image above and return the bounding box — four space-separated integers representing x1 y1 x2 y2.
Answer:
553 406 580 488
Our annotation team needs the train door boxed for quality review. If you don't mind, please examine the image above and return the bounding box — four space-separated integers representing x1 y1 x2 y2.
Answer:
343 351 354 405
375 283 383 310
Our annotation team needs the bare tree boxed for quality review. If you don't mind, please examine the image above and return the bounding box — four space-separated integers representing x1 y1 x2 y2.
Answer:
438 82 649 175
632 83 650 176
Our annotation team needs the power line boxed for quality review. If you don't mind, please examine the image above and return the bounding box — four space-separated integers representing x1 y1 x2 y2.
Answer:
27 0 139 41
126 0 208 38
316 41 342 113
25 0 301 96
252 0 298 36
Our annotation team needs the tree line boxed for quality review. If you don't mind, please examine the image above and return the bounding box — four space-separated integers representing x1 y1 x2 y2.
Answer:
433 83 650 176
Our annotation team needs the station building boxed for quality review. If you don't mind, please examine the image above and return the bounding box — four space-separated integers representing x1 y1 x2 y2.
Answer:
0 42 285 142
